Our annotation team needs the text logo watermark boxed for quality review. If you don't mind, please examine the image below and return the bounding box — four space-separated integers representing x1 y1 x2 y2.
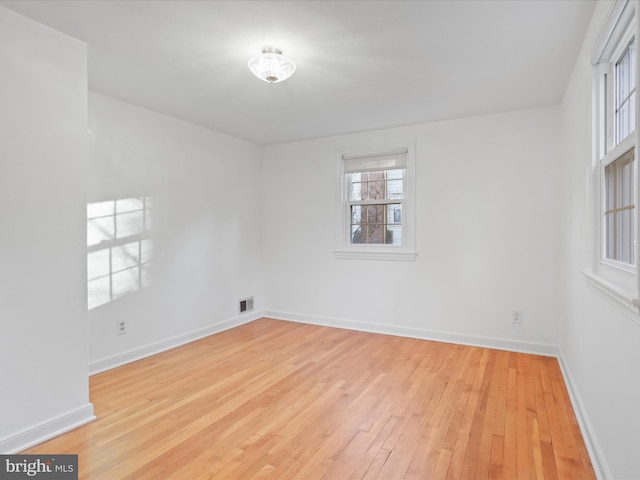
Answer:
0 455 77 479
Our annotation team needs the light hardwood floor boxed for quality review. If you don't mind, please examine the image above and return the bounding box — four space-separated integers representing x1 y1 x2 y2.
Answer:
25 318 595 479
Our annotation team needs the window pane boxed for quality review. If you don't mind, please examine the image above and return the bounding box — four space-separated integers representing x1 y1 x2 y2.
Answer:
363 204 379 222
615 38 636 144
387 179 403 199
621 209 635 264
351 224 363 244
386 225 402 245
363 224 385 244
351 178 362 200
349 170 404 201
619 102 629 141
606 210 635 264
388 204 402 224
386 169 403 180
368 174 385 200
618 52 629 99
351 205 363 223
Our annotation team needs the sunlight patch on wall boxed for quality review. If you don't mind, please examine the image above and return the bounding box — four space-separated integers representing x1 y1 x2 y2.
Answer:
87 197 152 310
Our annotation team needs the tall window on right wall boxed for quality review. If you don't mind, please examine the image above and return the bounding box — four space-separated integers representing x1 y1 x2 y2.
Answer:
587 0 639 315
605 36 636 266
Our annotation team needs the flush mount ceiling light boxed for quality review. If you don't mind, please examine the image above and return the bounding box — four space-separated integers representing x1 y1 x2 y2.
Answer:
248 46 296 84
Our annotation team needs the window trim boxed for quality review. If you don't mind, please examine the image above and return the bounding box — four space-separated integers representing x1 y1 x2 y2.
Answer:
585 0 640 321
334 140 417 261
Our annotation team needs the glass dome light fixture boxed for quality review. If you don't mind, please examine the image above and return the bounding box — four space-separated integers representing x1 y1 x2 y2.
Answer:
248 46 296 84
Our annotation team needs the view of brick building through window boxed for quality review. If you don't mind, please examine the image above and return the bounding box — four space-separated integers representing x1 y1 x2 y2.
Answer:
350 170 403 245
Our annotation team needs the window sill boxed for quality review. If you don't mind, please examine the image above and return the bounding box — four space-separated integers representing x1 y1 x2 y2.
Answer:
582 269 640 321
333 249 417 262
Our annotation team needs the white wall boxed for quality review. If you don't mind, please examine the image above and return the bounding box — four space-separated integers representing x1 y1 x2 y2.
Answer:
0 7 93 452
87 92 264 371
561 2 640 478
262 106 562 352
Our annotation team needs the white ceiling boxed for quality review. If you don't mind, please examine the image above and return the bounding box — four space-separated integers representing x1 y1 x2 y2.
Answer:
2 0 596 146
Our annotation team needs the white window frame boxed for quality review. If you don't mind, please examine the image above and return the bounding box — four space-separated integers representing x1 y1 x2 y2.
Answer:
334 140 416 261
585 0 640 318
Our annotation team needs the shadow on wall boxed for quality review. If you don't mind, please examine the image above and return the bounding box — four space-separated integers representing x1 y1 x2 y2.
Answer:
87 197 152 310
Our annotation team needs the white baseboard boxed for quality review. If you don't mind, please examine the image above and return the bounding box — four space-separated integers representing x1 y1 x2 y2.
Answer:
265 310 560 357
0 403 95 454
89 312 262 375
557 349 611 480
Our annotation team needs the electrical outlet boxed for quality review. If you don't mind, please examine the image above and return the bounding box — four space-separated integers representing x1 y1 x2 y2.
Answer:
117 320 127 335
512 310 523 324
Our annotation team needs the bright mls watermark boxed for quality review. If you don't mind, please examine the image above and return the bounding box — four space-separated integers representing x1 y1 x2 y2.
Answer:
0 455 77 479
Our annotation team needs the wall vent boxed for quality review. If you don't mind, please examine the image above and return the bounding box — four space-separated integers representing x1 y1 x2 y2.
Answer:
239 296 254 314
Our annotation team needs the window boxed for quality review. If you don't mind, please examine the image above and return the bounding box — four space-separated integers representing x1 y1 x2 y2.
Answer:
335 142 416 261
87 197 152 309
586 0 638 315
599 11 636 270
349 168 404 246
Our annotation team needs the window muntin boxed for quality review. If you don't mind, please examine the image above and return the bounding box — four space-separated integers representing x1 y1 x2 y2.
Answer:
87 197 152 310
604 148 635 265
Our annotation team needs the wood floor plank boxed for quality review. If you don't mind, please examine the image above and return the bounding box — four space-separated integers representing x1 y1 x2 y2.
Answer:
22 318 595 480
503 362 518 479
464 349 498 480
446 348 489 480
515 356 531 480
489 434 505 479
348 415 398 480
